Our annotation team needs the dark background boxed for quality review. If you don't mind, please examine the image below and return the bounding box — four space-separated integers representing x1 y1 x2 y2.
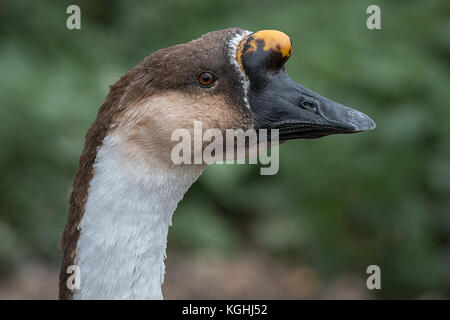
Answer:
0 0 449 299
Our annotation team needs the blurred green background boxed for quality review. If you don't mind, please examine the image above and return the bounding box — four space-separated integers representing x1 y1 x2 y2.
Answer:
1 0 449 299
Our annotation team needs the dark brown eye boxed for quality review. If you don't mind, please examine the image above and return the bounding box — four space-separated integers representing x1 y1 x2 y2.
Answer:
197 71 216 88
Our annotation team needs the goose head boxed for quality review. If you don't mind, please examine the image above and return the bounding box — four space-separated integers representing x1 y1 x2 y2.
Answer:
114 28 375 165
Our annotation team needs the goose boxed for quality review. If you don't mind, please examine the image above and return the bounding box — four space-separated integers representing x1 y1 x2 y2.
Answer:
59 28 375 300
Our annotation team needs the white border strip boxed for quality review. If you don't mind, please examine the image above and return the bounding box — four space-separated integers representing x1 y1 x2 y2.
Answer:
228 30 252 110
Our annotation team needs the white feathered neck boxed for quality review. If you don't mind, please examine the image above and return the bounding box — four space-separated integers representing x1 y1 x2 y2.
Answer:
73 133 203 299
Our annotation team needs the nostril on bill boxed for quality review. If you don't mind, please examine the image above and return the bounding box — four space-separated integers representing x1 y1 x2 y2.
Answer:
300 100 319 113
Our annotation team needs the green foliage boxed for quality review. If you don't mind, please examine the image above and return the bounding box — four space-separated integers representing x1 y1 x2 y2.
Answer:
0 0 449 298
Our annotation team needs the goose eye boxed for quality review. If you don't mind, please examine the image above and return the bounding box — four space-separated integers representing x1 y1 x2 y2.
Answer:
197 71 216 88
